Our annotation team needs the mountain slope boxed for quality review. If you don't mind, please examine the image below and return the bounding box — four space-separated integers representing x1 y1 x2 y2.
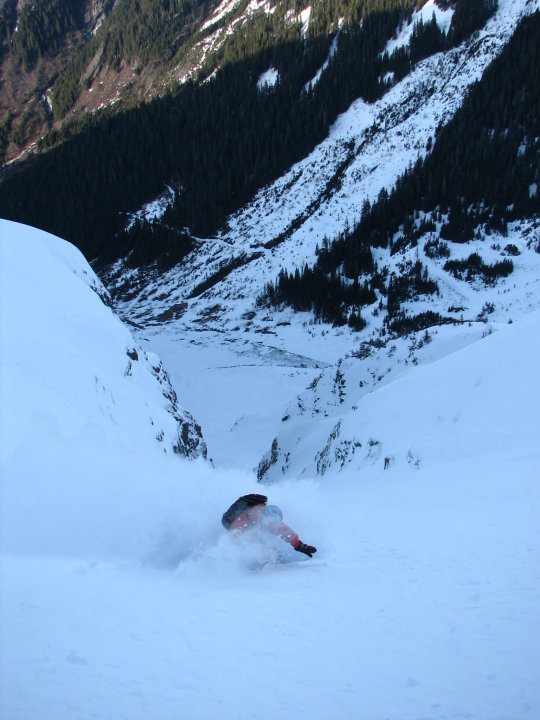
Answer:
1 0 514 261
0 0 111 162
0 0 407 165
105 0 538 326
84 0 540 484
1 5 540 713
0 219 207 464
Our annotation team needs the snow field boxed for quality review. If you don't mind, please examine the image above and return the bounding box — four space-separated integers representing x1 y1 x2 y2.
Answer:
1 446 539 720
1 224 539 719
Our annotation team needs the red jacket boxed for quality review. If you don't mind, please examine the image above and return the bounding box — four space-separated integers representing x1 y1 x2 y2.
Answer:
229 503 301 549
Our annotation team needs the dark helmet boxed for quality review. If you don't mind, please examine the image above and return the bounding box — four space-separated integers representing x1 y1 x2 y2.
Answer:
263 505 283 523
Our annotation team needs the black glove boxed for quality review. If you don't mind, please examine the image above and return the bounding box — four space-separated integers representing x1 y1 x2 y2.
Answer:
295 542 317 558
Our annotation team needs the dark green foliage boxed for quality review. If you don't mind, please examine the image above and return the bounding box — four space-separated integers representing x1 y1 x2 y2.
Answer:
103 0 210 66
0 113 13 163
388 310 456 334
51 42 97 120
444 254 513 283
9 103 50 149
439 206 476 243
384 44 410 81
348 309 367 331
10 0 83 70
316 231 376 279
409 13 445 64
386 261 439 317
260 265 375 329
503 243 520 256
448 0 498 46
424 238 450 259
0 0 17 46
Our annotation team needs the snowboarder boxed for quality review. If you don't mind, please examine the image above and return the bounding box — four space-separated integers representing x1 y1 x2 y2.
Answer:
222 493 317 558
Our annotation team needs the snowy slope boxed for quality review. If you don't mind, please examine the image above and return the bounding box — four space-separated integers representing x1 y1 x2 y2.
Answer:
0 219 206 465
107 0 540 335
1 289 539 720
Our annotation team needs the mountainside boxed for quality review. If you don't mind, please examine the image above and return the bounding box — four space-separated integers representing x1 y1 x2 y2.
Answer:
1 2 538 479
0 219 207 463
92 0 539 481
0 0 416 164
103 0 538 324
1 0 524 259
0 0 108 162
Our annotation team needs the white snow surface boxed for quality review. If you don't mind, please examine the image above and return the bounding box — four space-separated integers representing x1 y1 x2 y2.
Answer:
299 6 312 37
0 220 205 466
126 185 176 230
201 0 243 31
2 218 540 718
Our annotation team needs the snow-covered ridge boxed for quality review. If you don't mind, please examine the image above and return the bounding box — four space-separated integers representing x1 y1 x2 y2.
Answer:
0 220 206 465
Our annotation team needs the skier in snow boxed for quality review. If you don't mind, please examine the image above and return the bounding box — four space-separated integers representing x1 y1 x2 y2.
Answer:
222 494 317 558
